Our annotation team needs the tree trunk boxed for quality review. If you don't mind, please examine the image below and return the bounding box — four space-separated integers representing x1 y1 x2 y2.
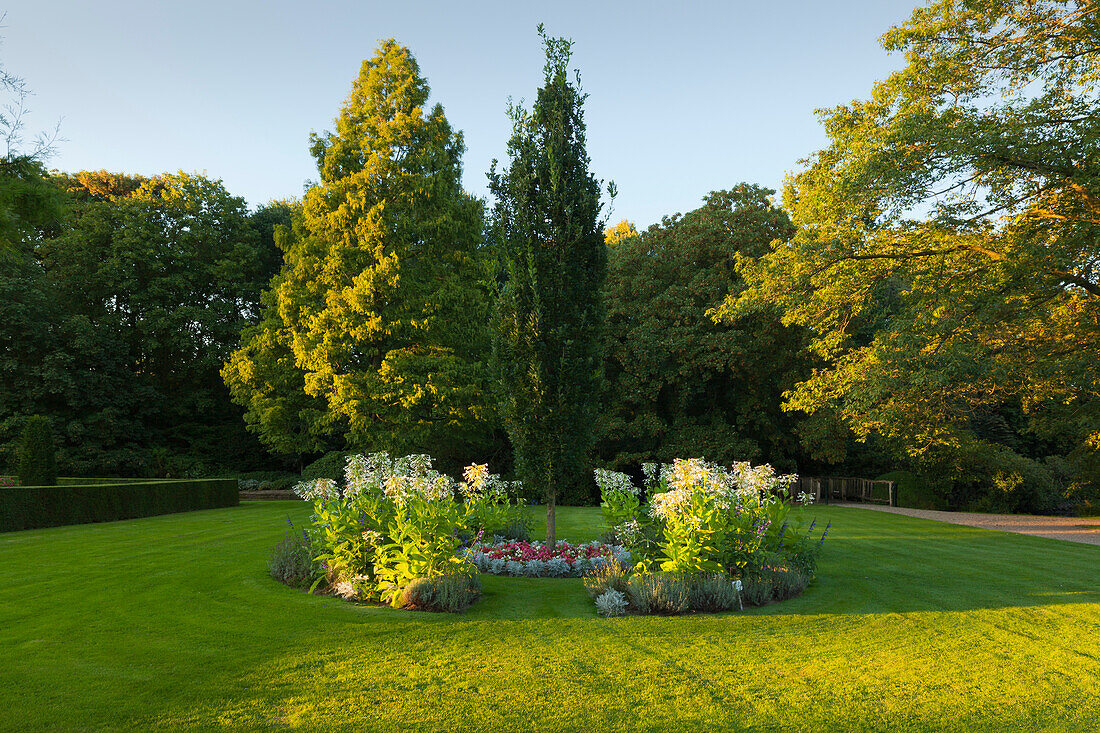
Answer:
546 494 557 547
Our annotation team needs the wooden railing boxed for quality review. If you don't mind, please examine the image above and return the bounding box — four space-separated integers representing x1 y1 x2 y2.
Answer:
794 476 897 507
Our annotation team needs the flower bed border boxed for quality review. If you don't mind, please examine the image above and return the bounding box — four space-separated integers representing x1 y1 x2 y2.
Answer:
466 539 630 578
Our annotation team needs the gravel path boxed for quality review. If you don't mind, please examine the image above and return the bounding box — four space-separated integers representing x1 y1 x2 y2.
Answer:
833 502 1100 546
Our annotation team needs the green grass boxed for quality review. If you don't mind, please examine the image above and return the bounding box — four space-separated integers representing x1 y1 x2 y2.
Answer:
1 503 1099 731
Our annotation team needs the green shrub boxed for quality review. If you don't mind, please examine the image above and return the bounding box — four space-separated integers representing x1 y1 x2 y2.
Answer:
961 445 1057 514
0 478 238 532
1047 451 1100 515
768 566 810 602
400 571 482 613
877 470 946 511
686 573 739 612
583 559 631 600
17 416 57 487
627 572 690 615
741 575 774 606
301 451 351 485
495 510 532 541
268 533 315 590
237 471 300 492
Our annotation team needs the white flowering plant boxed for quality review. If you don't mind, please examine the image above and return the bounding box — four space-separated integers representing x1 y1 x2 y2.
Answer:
458 463 523 536
603 458 817 578
294 452 519 607
595 468 642 530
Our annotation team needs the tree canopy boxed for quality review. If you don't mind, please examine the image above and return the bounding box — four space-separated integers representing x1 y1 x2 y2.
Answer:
717 0 1100 507
599 186 807 471
1 170 269 476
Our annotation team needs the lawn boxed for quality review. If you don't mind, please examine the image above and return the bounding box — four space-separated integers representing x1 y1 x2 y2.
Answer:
1 502 1098 731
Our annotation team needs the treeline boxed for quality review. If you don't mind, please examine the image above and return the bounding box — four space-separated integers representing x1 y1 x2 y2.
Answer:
1 167 292 476
3 2 1098 513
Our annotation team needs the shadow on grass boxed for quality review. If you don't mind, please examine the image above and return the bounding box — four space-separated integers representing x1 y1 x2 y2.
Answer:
763 507 1100 616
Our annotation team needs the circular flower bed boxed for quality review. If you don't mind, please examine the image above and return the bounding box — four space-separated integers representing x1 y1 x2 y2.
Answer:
466 540 630 577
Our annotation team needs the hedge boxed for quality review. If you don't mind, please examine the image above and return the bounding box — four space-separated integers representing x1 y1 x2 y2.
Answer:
0 478 239 532
56 477 152 485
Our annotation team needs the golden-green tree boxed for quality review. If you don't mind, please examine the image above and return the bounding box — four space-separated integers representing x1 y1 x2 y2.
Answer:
718 0 1100 506
225 41 495 469
490 28 611 539
604 219 638 245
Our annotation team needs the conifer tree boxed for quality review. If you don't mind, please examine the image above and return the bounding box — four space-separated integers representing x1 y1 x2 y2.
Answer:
226 41 494 469
490 27 611 542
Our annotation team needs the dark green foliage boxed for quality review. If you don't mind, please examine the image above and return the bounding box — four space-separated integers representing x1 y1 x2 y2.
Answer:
16 415 56 486
686 573 739 612
248 200 298 303
1 45 65 255
300 451 352 485
957 443 1058 515
490 27 610 527
882 441 1067 515
237 471 300 492
268 533 315 590
400 571 482 613
627 572 690 615
877 470 946 511
0 478 238 532
0 157 64 253
1 171 277 477
599 186 806 470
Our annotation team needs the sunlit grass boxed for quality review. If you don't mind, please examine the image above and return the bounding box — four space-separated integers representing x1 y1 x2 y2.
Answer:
1 502 1098 731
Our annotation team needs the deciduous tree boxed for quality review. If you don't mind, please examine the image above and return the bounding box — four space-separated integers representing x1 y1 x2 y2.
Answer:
718 0 1100 502
599 186 807 471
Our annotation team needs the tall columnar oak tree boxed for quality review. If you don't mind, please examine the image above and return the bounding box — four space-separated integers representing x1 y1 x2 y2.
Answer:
490 28 611 541
717 0 1100 490
227 41 495 469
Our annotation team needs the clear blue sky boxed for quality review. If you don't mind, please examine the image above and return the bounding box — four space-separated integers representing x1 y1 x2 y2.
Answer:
4 0 918 229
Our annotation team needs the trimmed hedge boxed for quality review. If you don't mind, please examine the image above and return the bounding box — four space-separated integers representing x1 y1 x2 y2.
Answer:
57 477 151 485
0 479 239 532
